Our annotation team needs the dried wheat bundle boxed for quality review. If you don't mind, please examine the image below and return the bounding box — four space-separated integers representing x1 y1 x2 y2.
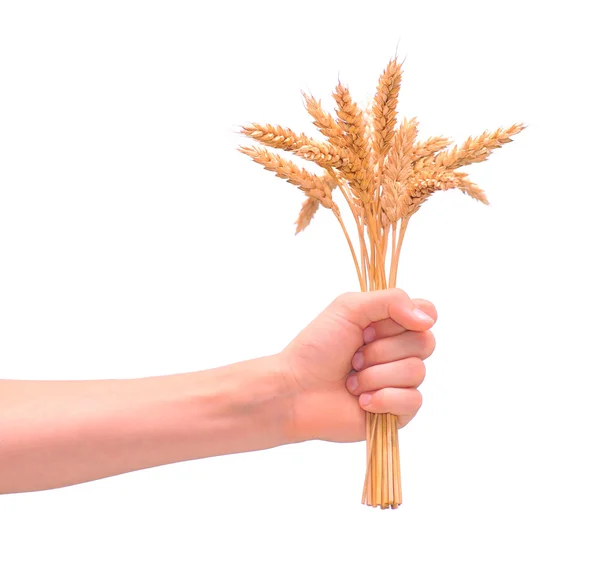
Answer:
240 57 524 509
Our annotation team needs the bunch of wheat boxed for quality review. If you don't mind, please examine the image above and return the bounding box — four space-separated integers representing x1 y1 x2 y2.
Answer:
240 57 523 509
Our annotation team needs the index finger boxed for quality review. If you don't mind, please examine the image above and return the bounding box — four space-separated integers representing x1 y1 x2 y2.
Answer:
363 299 438 343
333 289 435 333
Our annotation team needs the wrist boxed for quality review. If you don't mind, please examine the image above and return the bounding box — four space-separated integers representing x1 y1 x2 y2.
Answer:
189 355 297 455
269 350 310 445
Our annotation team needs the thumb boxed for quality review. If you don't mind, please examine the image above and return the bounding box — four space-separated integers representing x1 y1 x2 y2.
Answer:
331 289 435 332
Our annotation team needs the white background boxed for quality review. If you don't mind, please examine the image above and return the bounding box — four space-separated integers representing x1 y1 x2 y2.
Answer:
1 1 599 577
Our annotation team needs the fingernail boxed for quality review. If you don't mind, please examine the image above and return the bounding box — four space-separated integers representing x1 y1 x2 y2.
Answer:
352 351 364 370
360 393 373 406
347 374 359 393
413 308 434 323
363 327 376 343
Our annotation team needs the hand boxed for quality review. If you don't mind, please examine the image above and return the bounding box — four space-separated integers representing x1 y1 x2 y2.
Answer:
279 289 437 443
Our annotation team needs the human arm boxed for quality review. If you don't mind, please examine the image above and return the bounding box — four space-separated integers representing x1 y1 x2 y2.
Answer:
0 357 291 493
0 289 436 493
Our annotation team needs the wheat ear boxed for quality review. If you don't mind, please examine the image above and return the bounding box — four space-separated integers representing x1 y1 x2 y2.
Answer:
333 82 375 206
239 145 334 208
372 57 402 161
430 124 525 170
302 92 346 147
295 197 320 234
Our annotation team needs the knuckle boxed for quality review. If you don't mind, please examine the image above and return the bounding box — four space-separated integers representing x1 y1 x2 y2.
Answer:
411 389 423 411
389 287 409 301
334 291 359 306
405 357 426 385
420 330 436 357
332 292 361 317
393 389 424 426
363 340 381 363
398 390 423 426
359 367 376 391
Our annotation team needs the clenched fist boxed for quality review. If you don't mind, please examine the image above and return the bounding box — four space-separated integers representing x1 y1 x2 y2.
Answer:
279 289 437 443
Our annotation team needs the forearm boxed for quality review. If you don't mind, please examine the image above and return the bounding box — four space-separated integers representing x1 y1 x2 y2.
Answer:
0 356 293 493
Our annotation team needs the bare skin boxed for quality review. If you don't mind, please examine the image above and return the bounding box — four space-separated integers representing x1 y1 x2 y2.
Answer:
0 289 437 494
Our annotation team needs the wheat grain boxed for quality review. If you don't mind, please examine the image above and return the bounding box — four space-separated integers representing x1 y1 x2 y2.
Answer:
430 124 525 170
302 92 345 147
239 145 334 208
399 170 462 217
381 181 405 222
241 123 307 151
363 102 377 167
399 169 490 216
412 136 452 165
333 82 375 204
295 142 354 170
384 118 419 183
372 58 402 160
242 122 359 174
381 118 419 222
454 171 489 204
295 197 320 234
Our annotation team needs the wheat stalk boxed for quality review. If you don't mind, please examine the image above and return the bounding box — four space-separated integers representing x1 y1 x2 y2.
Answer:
239 57 524 509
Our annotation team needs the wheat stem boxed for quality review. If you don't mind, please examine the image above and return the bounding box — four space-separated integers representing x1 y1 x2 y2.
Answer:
389 218 408 288
391 415 401 507
382 413 389 508
333 206 365 291
362 411 379 505
364 206 388 290
386 414 394 505
389 222 398 286
381 224 389 264
376 411 383 506
362 412 370 505
329 170 371 284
